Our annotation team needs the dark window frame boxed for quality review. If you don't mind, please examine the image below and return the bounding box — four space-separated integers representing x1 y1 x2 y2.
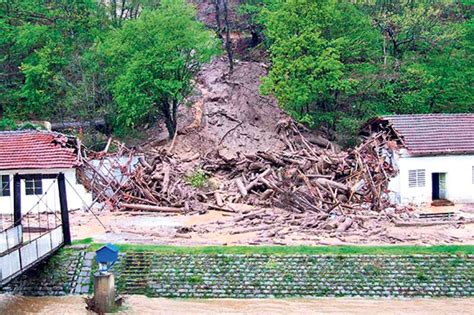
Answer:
0 175 10 197
24 174 43 195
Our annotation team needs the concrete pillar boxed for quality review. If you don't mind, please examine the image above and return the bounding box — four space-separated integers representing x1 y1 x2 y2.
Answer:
93 272 115 313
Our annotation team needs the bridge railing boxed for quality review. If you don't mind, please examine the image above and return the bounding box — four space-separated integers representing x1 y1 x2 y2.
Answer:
0 173 68 286
0 224 22 253
0 225 63 284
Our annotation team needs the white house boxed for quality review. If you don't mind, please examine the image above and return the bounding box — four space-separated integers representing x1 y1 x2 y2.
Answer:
364 114 474 206
0 130 92 214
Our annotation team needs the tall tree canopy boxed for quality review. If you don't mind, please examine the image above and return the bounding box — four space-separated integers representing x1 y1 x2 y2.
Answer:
0 0 108 121
99 0 220 138
1 0 472 146
260 0 380 128
246 0 473 144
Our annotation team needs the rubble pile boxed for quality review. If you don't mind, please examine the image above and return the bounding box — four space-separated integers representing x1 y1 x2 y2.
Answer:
119 151 206 213
197 118 400 233
81 117 404 234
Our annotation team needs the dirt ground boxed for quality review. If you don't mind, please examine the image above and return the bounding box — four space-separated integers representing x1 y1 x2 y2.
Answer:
70 204 474 246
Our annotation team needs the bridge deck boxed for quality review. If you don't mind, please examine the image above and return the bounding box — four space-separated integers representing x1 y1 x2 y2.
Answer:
0 224 64 286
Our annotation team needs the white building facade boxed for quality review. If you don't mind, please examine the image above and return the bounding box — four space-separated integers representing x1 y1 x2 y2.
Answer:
365 114 474 206
0 131 92 215
388 151 474 205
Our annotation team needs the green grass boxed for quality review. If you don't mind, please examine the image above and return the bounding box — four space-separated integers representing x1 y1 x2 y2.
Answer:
72 237 93 245
72 242 474 256
184 169 208 188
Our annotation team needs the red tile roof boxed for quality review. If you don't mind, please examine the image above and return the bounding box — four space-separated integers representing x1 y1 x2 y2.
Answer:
378 114 474 155
0 130 79 170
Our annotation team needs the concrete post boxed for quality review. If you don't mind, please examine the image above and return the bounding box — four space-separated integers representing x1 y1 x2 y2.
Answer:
93 272 115 313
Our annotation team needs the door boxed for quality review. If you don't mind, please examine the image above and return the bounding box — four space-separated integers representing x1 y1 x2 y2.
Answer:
432 173 439 200
438 173 446 199
432 172 447 200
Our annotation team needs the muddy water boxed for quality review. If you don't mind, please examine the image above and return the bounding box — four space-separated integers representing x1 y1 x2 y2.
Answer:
1 295 473 315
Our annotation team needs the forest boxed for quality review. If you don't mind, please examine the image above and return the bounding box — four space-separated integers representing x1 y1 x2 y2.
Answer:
1 0 473 145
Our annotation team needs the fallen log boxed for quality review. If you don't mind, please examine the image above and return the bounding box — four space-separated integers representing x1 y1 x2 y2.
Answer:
336 217 354 232
394 219 474 227
316 178 350 193
120 203 183 213
214 191 224 207
235 178 248 197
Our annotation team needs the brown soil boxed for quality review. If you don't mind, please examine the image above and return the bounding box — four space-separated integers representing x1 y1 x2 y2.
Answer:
142 57 287 160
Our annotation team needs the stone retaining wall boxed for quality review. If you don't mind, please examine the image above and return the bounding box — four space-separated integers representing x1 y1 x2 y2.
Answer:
114 253 474 298
0 246 93 296
2 249 473 298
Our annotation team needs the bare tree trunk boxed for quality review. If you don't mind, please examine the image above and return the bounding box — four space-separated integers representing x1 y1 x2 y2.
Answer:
214 0 223 39
161 101 175 139
222 0 234 73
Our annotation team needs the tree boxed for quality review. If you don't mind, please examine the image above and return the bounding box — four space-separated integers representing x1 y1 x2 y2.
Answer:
213 0 234 73
0 0 108 121
222 0 234 72
353 1 473 116
251 0 472 145
105 0 162 27
260 0 380 130
238 0 282 47
100 0 219 138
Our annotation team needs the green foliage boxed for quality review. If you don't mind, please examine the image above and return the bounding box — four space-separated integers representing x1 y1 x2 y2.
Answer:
0 0 109 120
86 243 474 256
416 268 430 282
99 0 220 137
187 274 203 284
185 169 209 189
251 0 473 144
1 0 472 146
283 272 294 282
0 117 17 131
17 121 46 130
265 259 278 269
259 0 380 129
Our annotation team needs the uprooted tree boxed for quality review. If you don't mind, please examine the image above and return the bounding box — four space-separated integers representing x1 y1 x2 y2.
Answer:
99 0 220 138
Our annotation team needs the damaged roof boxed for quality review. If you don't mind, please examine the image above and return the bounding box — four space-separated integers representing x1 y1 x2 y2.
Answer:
366 113 474 156
0 130 79 170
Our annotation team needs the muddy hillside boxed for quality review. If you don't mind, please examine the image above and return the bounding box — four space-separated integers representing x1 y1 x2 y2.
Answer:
143 58 289 158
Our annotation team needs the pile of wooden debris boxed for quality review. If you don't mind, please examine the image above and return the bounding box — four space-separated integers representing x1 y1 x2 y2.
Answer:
79 118 404 233
197 119 399 232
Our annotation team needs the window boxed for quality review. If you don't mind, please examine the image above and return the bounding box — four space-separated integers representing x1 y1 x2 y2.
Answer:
0 175 10 197
408 169 425 188
25 175 43 195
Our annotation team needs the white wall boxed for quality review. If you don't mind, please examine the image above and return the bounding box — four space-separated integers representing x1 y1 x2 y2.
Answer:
389 153 474 205
0 168 92 215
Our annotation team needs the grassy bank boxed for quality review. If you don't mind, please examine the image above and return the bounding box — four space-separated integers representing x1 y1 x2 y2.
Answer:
73 239 474 256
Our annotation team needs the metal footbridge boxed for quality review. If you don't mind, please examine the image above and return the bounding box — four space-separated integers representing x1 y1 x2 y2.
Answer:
0 173 71 286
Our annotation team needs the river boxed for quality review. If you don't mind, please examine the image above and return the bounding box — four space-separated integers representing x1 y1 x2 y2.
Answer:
1 295 473 314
